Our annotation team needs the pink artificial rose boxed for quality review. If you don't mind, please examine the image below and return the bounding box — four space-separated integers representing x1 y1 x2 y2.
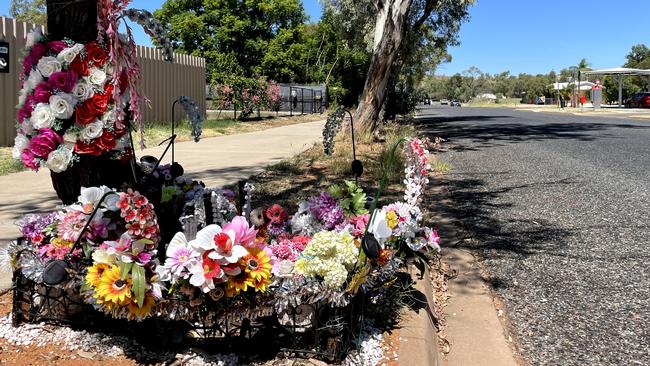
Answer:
48 70 78 93
29 128 62 158
23 43 47 74
17 104 32 124
21 149 40 170
47 41 67 53
32 82 52 103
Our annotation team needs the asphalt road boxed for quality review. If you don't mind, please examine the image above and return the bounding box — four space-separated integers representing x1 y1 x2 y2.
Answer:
417 105 649 365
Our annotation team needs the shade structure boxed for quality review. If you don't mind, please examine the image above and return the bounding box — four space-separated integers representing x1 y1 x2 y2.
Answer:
583 68 650 107
550 81 597 91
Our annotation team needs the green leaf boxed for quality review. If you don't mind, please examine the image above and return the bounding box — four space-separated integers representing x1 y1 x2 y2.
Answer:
120 262 133 280
131 265 146 307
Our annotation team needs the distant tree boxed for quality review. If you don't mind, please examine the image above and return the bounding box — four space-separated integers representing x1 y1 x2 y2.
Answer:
10 0 46 25
624 44 650 68
156 0 306 83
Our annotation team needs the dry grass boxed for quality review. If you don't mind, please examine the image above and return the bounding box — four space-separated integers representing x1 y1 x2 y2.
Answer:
143 113 325 146
0 147 24 176
248 122 420 209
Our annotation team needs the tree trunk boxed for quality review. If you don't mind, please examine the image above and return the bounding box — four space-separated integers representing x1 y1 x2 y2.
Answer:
46 0 136 203
46 0 97 43
354 0 413 132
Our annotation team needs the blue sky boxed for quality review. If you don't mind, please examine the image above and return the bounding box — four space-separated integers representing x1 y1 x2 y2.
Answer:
0 0 324 46
439 0 650 76
2 1 649 76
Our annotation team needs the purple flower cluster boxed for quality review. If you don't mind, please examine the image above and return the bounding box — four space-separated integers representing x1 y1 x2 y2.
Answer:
19 212 60 241
307 192 345 230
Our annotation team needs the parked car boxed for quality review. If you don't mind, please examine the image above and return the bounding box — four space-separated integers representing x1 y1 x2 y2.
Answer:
440 99 449 105
451 99 461 107
626 92 650 108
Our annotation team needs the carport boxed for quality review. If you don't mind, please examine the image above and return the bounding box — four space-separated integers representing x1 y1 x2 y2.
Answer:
582 68 650 107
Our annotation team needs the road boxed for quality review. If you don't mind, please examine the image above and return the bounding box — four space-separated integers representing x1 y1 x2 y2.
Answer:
417 105 649 365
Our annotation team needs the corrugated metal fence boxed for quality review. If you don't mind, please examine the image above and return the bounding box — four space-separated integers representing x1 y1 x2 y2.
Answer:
0 16 206 147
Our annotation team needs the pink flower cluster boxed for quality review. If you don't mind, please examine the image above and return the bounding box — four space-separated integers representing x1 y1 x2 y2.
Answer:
117 189 160 245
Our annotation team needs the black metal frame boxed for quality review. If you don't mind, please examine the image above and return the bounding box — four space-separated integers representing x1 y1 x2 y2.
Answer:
11 262 363 362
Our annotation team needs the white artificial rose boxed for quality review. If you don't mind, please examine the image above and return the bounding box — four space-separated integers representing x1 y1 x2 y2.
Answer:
100 107 116 126
25 28 42 49
81 120 104 141
88 67 107 86
36 56 62 78
30 103 55 129
12 134 30 160
63 130 79 144
49 93 77 119
26 69 43 92
72 80 94 101
46 146 73 173
18 88 28 107
57 43 84 63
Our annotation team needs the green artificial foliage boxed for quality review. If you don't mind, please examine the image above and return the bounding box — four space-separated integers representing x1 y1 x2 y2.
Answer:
328 180 368 216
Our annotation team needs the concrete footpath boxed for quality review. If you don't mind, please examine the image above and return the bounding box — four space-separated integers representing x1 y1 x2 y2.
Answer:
443 248 519 366
0 120 325 290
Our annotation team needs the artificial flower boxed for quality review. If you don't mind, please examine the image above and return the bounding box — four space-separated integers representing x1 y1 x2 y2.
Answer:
85 262 109 288
30 103 55 129
95 265 132 305
45 145 73 173
49 93 77 119
36 56 61 78
126 293 155 320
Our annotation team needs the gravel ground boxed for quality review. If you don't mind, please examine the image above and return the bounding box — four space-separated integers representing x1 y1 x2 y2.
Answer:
417 105 650 365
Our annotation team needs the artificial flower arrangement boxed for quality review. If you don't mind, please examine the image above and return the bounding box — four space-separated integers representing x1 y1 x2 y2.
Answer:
13 28 130 173
13 2 174 173
6 137 438 328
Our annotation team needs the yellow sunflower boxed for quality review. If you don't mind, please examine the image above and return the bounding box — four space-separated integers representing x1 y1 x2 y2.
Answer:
95 265 132 305
240 246 272 283
51 237 74 250
226 274 251 297
126 293 156 320
85 262 109 288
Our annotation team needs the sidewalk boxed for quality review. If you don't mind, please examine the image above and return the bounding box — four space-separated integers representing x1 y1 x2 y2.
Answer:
0 120 325 290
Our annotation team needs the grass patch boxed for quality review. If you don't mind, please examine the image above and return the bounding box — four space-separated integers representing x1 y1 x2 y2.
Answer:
249 122 421 209
0 147 24 176
143 114 325 146
432 160 450 173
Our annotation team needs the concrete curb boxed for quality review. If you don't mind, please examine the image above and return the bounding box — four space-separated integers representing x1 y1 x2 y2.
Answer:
397 264 441 366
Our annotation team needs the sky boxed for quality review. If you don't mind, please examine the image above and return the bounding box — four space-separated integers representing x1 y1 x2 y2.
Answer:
438 0 650 76
2 1 650 76
0 0 324 47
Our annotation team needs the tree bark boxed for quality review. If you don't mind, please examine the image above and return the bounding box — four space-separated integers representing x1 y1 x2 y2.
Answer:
46 0 136 203
46 0 97 42
354 0 413 132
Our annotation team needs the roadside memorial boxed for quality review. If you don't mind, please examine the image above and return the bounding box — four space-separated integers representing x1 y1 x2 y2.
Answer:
3 0 441 361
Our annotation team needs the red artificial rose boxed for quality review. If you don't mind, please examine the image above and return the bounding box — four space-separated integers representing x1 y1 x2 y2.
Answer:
74 140 102 156
97 131 116 151
85 42 108 67
104 82 114 96
70 54 89 77
75 100 97 125
91 92 110 114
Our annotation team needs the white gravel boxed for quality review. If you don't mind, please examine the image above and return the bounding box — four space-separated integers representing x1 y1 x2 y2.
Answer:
0 314 392 365
0 315 239 365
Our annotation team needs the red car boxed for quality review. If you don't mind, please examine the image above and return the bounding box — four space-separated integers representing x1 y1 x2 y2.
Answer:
627 92 650 108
